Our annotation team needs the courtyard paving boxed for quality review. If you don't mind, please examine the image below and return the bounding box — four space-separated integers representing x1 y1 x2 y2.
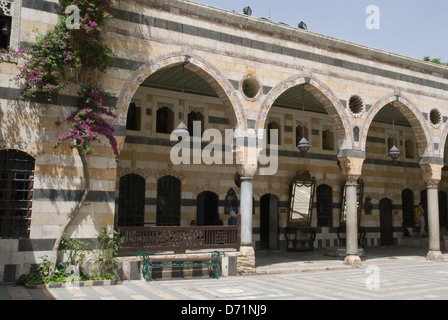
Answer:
2 246 448 304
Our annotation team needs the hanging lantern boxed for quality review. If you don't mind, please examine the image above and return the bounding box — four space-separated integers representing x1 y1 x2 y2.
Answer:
297 86 310 155
298 137 310 154
388 108 400 162
388 145 400 161
171 122 189 142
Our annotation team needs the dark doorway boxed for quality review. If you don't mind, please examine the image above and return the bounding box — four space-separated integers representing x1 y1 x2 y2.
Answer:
197 191 219 226
401 189 414 228
317 184 333 227
260 194 279 250
379 198 393 246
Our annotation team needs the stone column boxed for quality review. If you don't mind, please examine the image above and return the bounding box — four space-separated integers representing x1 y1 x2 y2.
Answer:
344 180 360 265
240 176 253 246
338 153 365 267
421 161 444 262
235 133 258 274
237 175 255 274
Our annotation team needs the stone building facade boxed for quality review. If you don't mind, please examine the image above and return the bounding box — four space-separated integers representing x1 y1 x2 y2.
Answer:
1 0 448 282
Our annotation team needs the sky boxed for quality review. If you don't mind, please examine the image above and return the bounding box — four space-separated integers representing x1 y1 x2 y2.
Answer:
192 0 448 62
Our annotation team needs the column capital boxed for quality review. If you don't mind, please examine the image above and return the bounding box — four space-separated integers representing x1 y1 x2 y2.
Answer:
420 162 443 186
337 155 365 184
237 164 257 178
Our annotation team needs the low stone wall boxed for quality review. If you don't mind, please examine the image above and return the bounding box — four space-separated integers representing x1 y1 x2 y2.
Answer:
400 237 429 249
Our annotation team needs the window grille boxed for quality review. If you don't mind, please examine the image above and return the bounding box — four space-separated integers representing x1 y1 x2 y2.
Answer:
118 174 145 227
0 149 35 239
156 176 181 226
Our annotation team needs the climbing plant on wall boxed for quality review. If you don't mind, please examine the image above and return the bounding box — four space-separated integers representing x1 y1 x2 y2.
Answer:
3 0 121 275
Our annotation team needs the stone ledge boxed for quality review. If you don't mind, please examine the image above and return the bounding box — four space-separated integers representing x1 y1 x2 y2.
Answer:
24 279 120 290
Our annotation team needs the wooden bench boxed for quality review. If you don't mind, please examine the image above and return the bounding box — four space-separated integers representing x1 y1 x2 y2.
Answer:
137 251 225 281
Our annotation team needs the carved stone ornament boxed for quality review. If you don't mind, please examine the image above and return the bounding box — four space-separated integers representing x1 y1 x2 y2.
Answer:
154 167 184 181
0 137 42 158
117 166 150 180
338 156 364 184
0 0 13 15
420 163 443 186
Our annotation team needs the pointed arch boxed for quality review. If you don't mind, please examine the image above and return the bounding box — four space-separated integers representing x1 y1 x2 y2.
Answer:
256 74 351 149
360 93 432 157
115 50 246 148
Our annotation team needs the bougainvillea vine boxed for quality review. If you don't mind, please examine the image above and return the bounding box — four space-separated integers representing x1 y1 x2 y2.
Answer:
6 0 120 159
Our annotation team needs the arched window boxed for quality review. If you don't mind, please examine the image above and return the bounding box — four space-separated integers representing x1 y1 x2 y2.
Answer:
187 111 204 136
296 123 309 147
118 174 145 227
0 0 21 54
224 188 238 215
317 184 332 227
267 121 281 145
126 101 141 131
156 106 174 134
156 176 181 226
0 150 35 239
405 139 415 159
0 10 11 49
322 128 334 151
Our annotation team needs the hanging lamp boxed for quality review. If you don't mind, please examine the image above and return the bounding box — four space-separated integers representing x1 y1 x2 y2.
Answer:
297 85 310 155
172 64 189 140
388 108 400 162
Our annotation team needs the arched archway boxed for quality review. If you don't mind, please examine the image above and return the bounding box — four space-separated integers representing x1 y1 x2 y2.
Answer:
360 93 432 157
115 50 247 149
256 75 351 149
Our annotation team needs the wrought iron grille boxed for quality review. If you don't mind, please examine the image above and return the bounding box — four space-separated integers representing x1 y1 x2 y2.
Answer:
118 225 240 254
0 150 35 239
118 174 145 227
156 176 181 226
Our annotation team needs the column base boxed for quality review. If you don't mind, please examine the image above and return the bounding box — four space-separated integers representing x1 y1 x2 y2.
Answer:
426 250 444 262
343 254 362 267
237 245 256 275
